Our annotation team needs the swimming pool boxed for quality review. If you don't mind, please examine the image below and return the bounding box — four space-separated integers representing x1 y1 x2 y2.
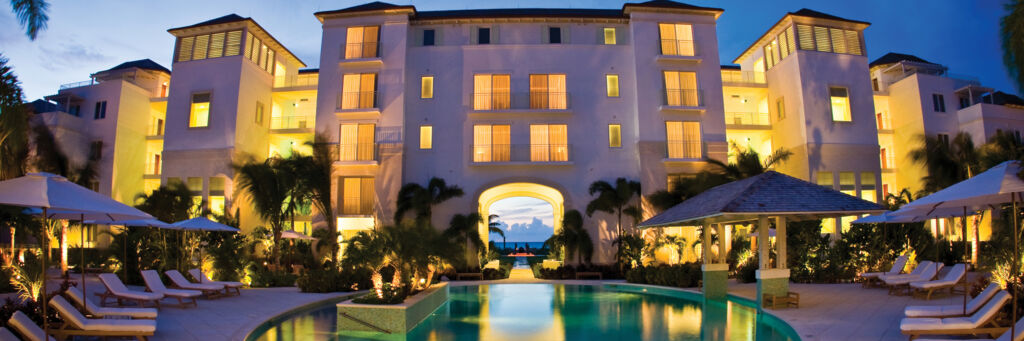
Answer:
247 283 800 340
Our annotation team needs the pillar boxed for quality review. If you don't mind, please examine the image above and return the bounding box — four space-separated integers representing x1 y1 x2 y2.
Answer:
757 216 790 303
776 217 787 268
702 223 728 299
716 223 727 263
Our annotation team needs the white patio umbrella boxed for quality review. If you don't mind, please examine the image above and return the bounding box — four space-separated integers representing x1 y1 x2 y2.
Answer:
170 217 239 281
279 230 315 240
0 172 153 335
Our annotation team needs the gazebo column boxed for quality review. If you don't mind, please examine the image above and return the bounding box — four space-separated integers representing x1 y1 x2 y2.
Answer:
757 216 790 304
702 223 728 299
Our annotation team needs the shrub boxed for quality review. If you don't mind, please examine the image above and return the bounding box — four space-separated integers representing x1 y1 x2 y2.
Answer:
247 264 297 287
297 266 369 293
352 284 409 305
625 263 701 288
536 264 623 280
736 259 758 283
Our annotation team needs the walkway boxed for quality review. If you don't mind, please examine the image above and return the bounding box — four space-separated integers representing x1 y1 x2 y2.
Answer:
508 268 535 280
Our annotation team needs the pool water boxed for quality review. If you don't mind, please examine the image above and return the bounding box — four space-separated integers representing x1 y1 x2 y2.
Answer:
248 284 800 341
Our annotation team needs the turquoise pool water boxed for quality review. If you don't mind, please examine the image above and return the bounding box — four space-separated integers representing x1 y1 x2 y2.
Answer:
248 284 800 341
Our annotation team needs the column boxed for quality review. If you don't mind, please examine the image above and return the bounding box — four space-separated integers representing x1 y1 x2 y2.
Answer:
716 223 727 263
757 216 790 304
776 217 787 267
702 223 728 299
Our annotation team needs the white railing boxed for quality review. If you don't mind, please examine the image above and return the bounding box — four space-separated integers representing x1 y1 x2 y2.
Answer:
725 112 771 126
270 115 313 130
59 80 95 90
274 74 319 88
721 70 766 84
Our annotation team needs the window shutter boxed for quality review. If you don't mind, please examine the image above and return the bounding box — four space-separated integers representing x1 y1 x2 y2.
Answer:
225 31 242 56
266 49 275 73
845 30 861 55
193 34 209 60
177 36 194 62
829 28 847 54
786 26 796 54
244 32 253 60
797 25 814 50
208 32 225 58
813 26 831 52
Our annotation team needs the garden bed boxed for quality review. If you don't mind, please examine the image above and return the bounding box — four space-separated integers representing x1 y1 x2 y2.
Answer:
336 282 449 334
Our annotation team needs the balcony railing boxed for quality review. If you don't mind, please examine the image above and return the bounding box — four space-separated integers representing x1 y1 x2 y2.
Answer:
876 112 892 130
663 89 704 107
59 80 95 90
472 92 570 111
273 74 319 88
721 70 766 84
338 143 377 162
659 39 697 57
725 112 771 126
337 91 378 110
340 198 374 216
343 42 380 60
271 115 313 130
880 152 896 170
470 144 572 163
666 141 702 159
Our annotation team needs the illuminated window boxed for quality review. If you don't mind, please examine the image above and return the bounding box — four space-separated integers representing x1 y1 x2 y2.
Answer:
339 123 375 161
225 31 242 56
473 74 510 110
658 23 694 56
860 172 877 203
473 124 510 162
344 26 380 59
419 125 432 149
338 177 374 215
187 177 203 216
932 94 946 112
421 76 433 99
776 97 785 120
816 171 834 189
829 87 851 122
209 177 225 216
665 121 701 159
529 74 567 109
663 71 699 106
603 27 616 45
606 74 619 97
340 73 377 109
839 172 855 197
189 93 210 128
608 124 621 148
529 124 568 162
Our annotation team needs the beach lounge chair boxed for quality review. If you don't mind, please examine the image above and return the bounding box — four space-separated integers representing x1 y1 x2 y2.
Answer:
0 327 20 341
900 290 1011 340
880 261 933 282
860 254 909 287
97 273 163 308
49 295 156 341
886 262 943 295
140 270 201 308
165 270 224 298
188 268 243 296
66 286 157 319
911 263 967 299
913 313 1024 341
906 283 1001 318
8 311 55 341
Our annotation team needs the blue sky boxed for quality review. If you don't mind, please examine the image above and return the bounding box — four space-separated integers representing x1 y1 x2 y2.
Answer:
0 1 1013 100
489 196 554 242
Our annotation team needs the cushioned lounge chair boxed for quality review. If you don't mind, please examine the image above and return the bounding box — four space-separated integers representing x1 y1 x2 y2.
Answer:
140 270 201 308
900 291 1011 340
887 262 943 295
913 313 1024 341
189 268 243 296
860 254 909 287
7 311 55 341
0 327 20 341
165 270 224 298
49 295 156 341
911 263 967 300
97 273 163 308
66 286 157 319
906 283 1001 318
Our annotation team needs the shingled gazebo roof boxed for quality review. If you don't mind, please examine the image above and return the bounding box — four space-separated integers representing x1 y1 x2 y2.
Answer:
639 171 885 228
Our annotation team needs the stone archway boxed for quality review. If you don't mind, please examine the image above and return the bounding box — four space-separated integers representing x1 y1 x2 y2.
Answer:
477 182 565 248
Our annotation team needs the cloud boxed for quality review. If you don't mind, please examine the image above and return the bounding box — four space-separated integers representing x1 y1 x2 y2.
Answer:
491 217 553 242
37 41 114 71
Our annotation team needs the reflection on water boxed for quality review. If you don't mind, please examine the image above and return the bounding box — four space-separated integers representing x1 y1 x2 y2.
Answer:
251 284 797 341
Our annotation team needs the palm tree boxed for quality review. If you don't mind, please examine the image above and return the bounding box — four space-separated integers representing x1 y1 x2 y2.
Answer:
0 54 28 181
394 177 464 224
648 145 791 212
908 132 980 195
488 214 506 251
586 177 641 239
9 0 49 40
134 183 194 223
543 210 593 265
444 212 483 269
287 134 338 263
1003 0 1024 92
234 158 296 265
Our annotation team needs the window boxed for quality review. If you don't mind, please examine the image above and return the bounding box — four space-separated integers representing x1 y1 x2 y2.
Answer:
608 124 621 148
209 177 225 216
530 124 568 162
665 121 701 159
473 74 510 110
937 133 950 146
339 123 375 161
658 23 694 56
816 171 834 189
421 76 433 99
189 93 210 128
860 172 877 203
762 26 796 71
603 27 616 45
69 105 80 117
193 34 209 60
477 28 491 44
88 141 102 160
959 96 971 109
795 24 862 55
423 29 435 46
420 125 432 149
243 32 274 74
932 94 946 112
175 30 242 63
146 153 161 175
880 148 889 169
225 31 242 56
548 27 562 44
663 71 699 106
871 78 879 92
839 172 855 197
177 36 194 62
473 124 510 162
529 74 567 109
876 111 891 130
829 87 851 122
93 101 106 119
255 101 264 126
208 32 225 59
340 73 377 109
338 177 374 215
187 177 203 212
606 75 619 97
345 26 380 59
776 97 785 120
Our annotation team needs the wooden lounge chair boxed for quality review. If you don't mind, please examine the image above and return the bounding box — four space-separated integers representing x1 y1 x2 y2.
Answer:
97 273 163 308
886 262 943 295
0 327 20 341
900 291 1011 340
66 286 157 319
49 295 156 341
140 270 201 308
906 283 1001 318
8 311 56 341
860 254 909 287
189 268 243 296
911 263 967 300
913 313 1024 341
165 270 224 298
880 261 933 282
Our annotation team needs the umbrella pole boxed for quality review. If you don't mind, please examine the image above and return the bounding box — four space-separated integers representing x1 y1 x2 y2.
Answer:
123 228 127 282
1013 193 1019 340
962 207 968 314
80 213 85 302
41 207 48 337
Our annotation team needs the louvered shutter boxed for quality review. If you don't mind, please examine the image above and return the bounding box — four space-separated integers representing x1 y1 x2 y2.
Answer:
225 31 242 56
797 25 814 50
177 36 194 62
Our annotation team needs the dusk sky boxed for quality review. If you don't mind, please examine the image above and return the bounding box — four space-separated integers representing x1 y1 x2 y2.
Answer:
0 0 1013 101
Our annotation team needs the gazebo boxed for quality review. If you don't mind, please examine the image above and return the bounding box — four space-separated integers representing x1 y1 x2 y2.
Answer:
638 171 884 302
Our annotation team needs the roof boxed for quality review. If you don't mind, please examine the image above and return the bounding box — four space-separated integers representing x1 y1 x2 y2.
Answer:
789 8 869 25
168 14 246 32
993 91 1024 107
639 171 885 227
97 59 170 75
721 64 741 70
168 14 305 67
26 99 59 114
623 0 723 13
732 8 869 64
298 68 319 74
317 0 721 22
869 52 935 68
314 2 415 20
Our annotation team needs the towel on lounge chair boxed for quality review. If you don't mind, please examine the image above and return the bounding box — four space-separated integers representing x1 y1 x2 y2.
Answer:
141 270 201 308
189 268 243 295
906 283 1000 318
66 286 157 319
97 273 163 307
911 264 966 289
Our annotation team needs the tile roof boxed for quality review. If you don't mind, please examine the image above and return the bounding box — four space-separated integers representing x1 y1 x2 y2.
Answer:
168 14 246 32
639 171 884 227
789 8 869 25
317 0 720 21
623 0 723 13
869 52 936 68
98 59 170 74
314 2 415 18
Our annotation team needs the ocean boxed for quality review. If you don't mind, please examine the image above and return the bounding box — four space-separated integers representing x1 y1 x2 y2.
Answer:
496 242 547 250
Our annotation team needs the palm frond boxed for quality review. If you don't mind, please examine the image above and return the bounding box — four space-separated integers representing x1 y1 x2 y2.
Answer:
10 0 49 40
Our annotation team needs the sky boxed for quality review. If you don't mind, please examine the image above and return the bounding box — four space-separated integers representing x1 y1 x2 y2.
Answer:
0 0 1014 101
489 196 554 243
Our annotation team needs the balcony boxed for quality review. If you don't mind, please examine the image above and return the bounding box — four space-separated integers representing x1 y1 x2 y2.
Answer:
335 91 379 117
876 112 893 133
721 70 766 86
337 143 378 165
144 160 161 179
271 114 313 131
273 74 318 90
660 89 705 113
59 80 96 90
664 141 702 161
470 92 571 114
469 144 573 165
725 112 771 128
657 39 700 63
340 42 382 68
339 199 374 216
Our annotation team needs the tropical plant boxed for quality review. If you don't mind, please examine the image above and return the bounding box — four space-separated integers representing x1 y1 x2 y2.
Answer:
543 210 593 265
394 177 464 224
444 213 484 269
5 250 42 302
0 54 28 181
488 214 506 250
9 0 49 40
1003 0 1024 92
908 132 980 195
234 157 296 265
648 145 791 212
288 134 338 264
884 188 915 210
344 221 452 299
612 233 645 269
586 177 641 239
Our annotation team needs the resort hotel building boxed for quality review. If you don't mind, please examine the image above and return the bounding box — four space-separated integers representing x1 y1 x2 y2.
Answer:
28 1 1024 263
